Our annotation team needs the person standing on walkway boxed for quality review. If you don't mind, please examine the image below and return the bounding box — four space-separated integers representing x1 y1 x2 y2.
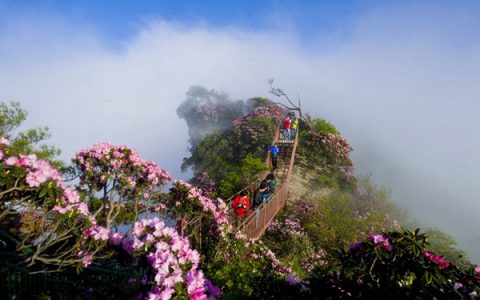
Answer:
232 190 250 225
253 181 268 210
282 115 291 140
262 173 277 202
267 144 279 170
291 115 298 140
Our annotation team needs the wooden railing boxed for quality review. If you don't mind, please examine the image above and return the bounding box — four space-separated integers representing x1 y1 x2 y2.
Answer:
235 125 299 239
201 117 299 240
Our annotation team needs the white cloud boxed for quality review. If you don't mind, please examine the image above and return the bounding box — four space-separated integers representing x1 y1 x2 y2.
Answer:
1 6 480 261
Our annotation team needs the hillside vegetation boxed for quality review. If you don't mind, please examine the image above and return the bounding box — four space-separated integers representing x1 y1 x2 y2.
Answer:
1 96 479 299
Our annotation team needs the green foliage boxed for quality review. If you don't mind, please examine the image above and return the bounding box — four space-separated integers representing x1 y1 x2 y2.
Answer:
182 107 276 198
296 115 354 190
263 214 315 279
233 116 276 159
217 171 242 198
240 154 269 184
424 227 470 267
0 101 27 137
309 228 480 299
312 192 369 251
312 117 339 135
0 101 63 168
217 155 267 198
247 97 273 108
296 177 406 252
204 236 303 299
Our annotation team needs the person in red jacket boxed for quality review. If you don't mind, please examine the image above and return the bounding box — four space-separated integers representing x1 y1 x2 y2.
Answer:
282 116 292 140
232 190 250 225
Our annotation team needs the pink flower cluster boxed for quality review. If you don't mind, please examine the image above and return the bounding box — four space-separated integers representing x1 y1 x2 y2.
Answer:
176 181 232 238
368 234 393 251
232 104 284 129
52 187 90 217
268 217 306 238
262 246 293 276
423 251 450 268
1 139 222 299
321 133 354 170
301 249 327 273
116 217 220 300
304 131 355 177
82 225 110 241
168 181 297 283
73 142 172 198
3 153 62 187
0 139 92 220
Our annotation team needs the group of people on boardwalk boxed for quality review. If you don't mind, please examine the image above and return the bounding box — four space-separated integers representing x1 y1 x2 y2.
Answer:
231 110 296 225
231 173 277 225
282 111 298 140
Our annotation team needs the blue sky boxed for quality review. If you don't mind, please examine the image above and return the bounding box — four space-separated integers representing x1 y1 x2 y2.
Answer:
0 0 368 41
1 1 480 261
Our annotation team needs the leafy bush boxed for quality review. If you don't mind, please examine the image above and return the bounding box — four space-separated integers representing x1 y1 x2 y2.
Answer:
312 118 339 135
263 215 315 278
309 228 480 299
183 104 282 198
297 116 355 189
0 101 63 168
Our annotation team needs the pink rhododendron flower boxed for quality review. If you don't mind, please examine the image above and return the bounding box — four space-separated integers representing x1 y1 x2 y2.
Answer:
108 232 124 245
423 251 450 268
76 203 90 216
369 234 386 244
5 156 18 166
368 234 393 251
77 250 93 267
0 137 10 145
52 205 69 214
82 226 109 241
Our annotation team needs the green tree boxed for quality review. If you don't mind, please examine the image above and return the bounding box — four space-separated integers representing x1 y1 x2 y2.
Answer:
0 101 63 168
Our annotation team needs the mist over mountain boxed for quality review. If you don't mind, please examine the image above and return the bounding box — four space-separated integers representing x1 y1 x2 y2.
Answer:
0 1 479 262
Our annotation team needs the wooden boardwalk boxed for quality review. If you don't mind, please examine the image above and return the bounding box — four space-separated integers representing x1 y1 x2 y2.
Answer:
227 127 299 239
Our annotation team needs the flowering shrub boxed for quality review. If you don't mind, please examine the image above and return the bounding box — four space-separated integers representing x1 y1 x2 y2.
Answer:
203 228 304 299
157 180 231 244
309 228 480 299
190 172 217 197
268 218 307 238
0 138 98 268
182 103 281 199
150 177 301 298
1 138 223 299
72 142 172 229
297 117 355 188
113 217 220 300
73 142 171 196
264 211 318 278
232 104 284 129
300 250 327 274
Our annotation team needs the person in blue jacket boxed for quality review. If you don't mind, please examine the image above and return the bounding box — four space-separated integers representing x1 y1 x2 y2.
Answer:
267 144 279 170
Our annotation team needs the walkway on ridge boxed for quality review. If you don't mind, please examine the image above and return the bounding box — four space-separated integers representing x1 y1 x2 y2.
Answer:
226 125 299 240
